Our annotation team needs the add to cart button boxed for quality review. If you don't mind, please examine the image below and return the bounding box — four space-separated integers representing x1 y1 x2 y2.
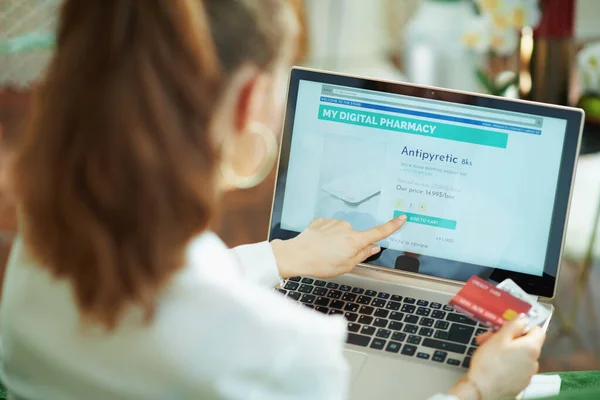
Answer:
394 210 457 230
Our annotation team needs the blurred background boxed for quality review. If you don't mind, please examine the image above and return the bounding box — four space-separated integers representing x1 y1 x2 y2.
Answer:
1 0 600 372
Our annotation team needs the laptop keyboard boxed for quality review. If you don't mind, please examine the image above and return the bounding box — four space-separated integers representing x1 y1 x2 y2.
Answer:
278 277 489 369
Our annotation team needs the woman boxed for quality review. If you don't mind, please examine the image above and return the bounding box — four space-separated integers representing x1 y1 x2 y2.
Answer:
0 1 544 399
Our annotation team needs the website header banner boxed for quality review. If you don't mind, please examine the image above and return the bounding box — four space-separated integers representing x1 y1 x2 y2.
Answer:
318 104 508 149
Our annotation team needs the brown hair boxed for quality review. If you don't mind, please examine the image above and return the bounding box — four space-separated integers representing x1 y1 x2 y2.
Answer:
11 0 292 329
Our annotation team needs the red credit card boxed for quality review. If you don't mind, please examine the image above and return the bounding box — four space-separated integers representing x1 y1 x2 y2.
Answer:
449 276 532 330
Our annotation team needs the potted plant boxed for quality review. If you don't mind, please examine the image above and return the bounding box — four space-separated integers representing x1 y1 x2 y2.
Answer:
461 0 542 97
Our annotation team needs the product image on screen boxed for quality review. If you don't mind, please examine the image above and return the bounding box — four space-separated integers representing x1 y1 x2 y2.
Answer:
278 79 569 283
321 170 381 205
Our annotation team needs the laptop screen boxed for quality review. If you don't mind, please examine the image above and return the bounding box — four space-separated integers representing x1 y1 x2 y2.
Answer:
269 68 583 298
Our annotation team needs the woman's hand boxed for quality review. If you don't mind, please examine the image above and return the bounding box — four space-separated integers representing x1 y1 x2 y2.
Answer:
271 216 406 279
448 318 546 400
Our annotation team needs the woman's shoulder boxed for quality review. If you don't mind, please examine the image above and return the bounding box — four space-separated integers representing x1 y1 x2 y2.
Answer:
1 230 348 346
0 233 349 397
1 235 56 300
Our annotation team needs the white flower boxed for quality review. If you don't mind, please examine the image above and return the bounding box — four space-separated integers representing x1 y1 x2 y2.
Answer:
490 11 511 29
465 0 541 54
503 0 541 28
577 42 600 93
476 0 504 13
481 0 541 29
578 42 600 72
489 26 519 55
462 15 492 54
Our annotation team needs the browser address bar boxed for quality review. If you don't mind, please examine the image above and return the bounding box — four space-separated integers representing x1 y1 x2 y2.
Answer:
331 89 538 125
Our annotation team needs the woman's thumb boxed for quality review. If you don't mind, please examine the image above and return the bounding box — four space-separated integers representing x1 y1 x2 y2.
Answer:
497 316 528 340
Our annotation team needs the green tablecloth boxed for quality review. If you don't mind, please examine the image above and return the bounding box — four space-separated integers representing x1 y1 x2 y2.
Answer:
542 371 600 399
0 371 596 399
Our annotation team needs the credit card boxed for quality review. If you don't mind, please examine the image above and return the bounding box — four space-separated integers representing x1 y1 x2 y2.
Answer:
449 276 532 330
496 279 536 303
496 279 551 330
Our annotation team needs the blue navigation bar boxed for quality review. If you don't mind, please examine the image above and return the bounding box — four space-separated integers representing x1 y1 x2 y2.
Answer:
319 96 542 135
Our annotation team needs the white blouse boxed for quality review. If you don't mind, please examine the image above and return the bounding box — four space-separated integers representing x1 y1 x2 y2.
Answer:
0 232 454 400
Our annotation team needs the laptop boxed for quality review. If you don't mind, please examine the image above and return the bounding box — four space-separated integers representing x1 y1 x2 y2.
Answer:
268 67 584 399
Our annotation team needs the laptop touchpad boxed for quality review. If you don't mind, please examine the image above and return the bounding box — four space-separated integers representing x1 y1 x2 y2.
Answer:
344 350 367 383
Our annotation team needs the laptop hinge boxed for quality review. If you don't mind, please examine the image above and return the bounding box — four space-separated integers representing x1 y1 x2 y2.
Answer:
353 264 464 294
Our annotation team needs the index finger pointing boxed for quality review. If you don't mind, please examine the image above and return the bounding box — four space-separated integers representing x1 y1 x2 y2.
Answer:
358 215 407 246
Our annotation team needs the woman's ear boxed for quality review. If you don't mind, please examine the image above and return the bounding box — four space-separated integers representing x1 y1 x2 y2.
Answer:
211 64 272 145
212 66 276 183
231 65 272 136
